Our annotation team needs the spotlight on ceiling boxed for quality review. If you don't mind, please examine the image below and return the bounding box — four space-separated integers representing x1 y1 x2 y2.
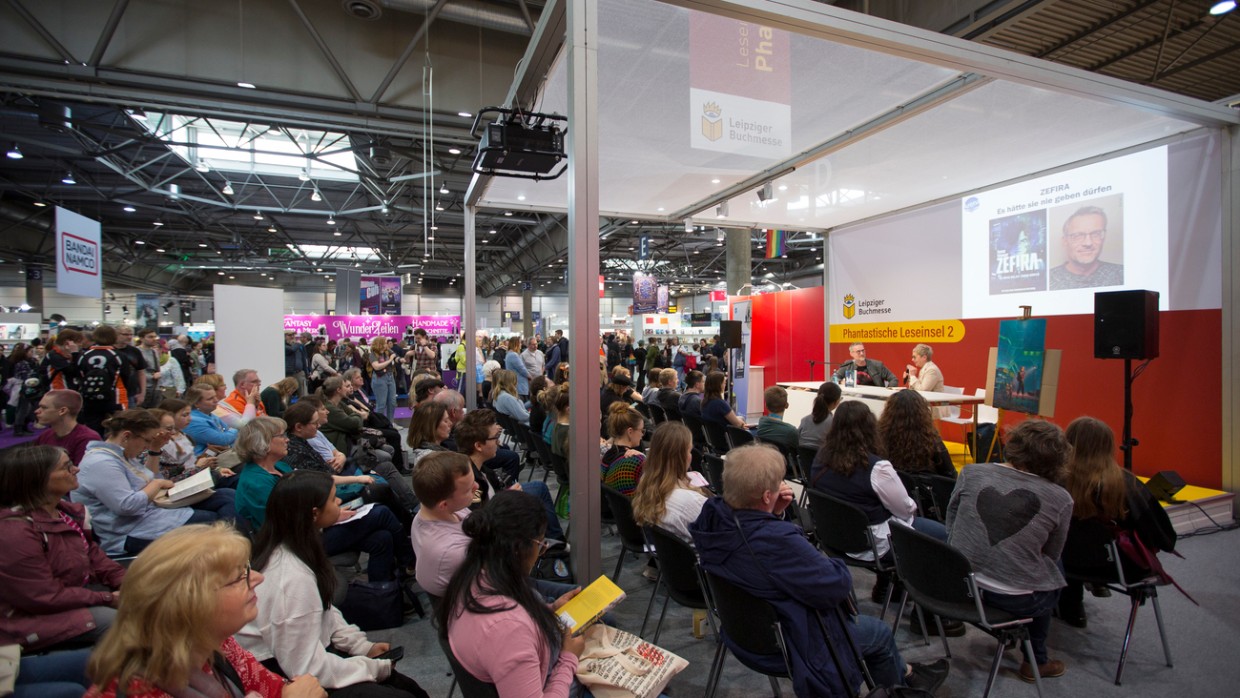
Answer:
62 172 76 185
311 190 322 202
1210 0 1236 15
222 182 234 196
6 143 22 159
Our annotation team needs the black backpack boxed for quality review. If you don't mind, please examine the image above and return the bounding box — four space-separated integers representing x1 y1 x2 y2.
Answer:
80 350 118 403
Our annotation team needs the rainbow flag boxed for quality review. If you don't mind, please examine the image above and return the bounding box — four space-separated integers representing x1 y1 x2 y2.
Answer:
765 229 787 258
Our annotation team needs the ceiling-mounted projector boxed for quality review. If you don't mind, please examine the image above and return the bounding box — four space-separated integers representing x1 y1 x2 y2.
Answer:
470 107 568 181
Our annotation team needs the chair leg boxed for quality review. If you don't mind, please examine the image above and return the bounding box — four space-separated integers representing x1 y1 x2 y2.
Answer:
768 675 783 697
653 594 672 644
1115 591 1143 685
639 575 663 638
931 614 952 658
613 548 625 580
1150 587 1173 668
446 677 456 698
879 578 895 620
894 591 912 638
910 603 930 647
705 644 727 698
1022 637 1043 698
982 638 1006 698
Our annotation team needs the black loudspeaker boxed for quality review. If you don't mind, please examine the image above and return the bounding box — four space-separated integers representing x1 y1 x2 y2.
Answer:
1094 290 1159 360
719 320 742 349
1145 470 1185 503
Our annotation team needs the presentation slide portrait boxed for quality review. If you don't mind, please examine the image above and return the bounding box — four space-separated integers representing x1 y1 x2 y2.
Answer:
1046 192 1125 291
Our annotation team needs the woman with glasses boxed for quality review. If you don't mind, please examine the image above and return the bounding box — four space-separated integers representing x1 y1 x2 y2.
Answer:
84 523 326 698
240 471 429 698
440 490 584 696
73 410 236 556
233 417 414 587
0 445 125 652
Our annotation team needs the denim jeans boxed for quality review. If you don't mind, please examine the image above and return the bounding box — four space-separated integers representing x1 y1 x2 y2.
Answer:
14 648 92 698
849 613 907 688
982 588 1059 663
322 503 414 582
372 373 397 419
520 480 565 540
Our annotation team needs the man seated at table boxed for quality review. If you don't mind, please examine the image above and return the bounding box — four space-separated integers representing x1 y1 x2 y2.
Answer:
833 343 898 387
755 386 799 451
691 445 948 696
33 389 101 465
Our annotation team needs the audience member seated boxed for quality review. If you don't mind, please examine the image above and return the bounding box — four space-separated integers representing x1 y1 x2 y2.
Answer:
0 445 125 652
260 377 299 419
410 452 477 598
407 401 452 469
412 376 446 410
797 382 841 452
232 416 414 585
700 371 746 429
641 368 663 403
34 389 101 465
151 399 233 483
191 374 232 423
527 376 550 434
216 369 267 429
878 390 956 479
549 386 571 459
83 523 326 698
239 471 428 697
655 369 682 420
341 374 407 472
600 402 646 496
812 401 955 636
1058 416 1176 628
946 419 1073 682
489 369 529 426
182 385 238 456
8 646 94 698
440 491 585 696
677 370 705 419
600 367 643 434
632 422 708 543
318 377 369 455
455 409 565 541
74 410 236 556
755 386 799 451
691 445 949 696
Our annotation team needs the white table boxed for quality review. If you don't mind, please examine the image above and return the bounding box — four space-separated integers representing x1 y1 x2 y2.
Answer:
777 381 987 461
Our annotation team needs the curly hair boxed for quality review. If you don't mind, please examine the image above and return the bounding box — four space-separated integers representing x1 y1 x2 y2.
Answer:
878 390 941 474
1004 418 1068 483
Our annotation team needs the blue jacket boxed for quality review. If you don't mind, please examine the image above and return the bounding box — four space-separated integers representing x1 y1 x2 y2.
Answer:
545 343 562 377
505 351 530 396
691 497 862 697
185 409 238 455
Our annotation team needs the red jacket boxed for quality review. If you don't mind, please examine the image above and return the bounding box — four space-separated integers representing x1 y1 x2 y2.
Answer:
86 637 286 698
0 500 125 650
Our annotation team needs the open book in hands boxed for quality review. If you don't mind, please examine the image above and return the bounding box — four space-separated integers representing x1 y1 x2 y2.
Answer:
556 575 626 636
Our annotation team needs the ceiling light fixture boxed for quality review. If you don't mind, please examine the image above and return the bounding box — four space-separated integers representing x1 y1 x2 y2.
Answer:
457 111 472 118
488 229 497 234
156 248 165 253
135 240 145 245
196 159 210 173
222 182 234 196
237 81 256 89
715 201 728 219
33 201 46 207
62 172 76 185
152 220 164 226
267 226 277 233
298 169 310 182
1210 0 1236 14
123 205 136 213
199 243 208 247
327 216 336 225
311 190 322 202
439 185 449 195
253 212 264 220
448 148 462 155
6 143 22 159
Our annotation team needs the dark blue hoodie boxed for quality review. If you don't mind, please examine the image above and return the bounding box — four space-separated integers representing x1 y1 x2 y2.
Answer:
690 496 862 697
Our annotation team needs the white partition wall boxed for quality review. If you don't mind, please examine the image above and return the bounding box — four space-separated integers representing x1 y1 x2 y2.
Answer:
213 285 284 392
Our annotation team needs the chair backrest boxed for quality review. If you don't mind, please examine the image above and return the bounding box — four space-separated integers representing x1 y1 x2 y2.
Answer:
887 521 983 625
702 453 726 495
443 643 501 698
549 452 569 482
634 402 654 421
921 473 958 523
601 485 647 552
682 414 711 451
805 488 875 558
941 385 964 419
702 419 731 454
701 568 788 663
797 446 818 483
726 425 755 450
645 525 707 605
896 470 931 517
532 430 554 466
975 388 999 423
1061 518 1128 584
648 402 668 424
761 439 802 482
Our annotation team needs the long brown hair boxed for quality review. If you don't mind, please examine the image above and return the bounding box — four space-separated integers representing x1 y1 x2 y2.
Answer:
814 401 879 481
632 422 698 527
878 390 940 474
1063 416 1127 521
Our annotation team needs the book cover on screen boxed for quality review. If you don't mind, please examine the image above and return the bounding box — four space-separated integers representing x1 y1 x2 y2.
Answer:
556 575 626 636
988 210 1047 295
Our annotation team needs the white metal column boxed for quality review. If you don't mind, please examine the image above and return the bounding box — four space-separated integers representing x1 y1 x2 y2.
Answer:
464 206 478 410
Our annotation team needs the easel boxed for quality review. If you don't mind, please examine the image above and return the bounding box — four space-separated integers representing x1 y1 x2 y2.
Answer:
982 305 1061 463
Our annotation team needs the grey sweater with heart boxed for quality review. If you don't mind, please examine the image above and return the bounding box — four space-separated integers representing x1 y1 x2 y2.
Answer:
946 462 1073 593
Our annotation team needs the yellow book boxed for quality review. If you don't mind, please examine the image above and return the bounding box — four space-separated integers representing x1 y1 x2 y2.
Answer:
555 575 626 636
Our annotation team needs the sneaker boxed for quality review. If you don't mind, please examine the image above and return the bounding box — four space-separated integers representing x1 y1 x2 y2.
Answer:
906 658 950 694
641 563 660 582
908 611 966 637
1019 659 1066 683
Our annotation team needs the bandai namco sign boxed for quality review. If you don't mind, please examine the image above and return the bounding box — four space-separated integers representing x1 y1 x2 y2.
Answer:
55 206 102 297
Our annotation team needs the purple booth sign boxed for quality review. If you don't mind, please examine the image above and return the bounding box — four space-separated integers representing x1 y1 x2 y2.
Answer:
284 314 461 342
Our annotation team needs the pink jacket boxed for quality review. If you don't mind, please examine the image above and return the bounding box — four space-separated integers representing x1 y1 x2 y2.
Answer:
448 590 579 698
0 500 125 650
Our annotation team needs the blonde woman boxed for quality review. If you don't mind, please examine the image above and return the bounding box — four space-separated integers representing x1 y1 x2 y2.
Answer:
489 369 528 426
84 523 325 698
367 337 398 420
260 376 299 419
632 422 708 543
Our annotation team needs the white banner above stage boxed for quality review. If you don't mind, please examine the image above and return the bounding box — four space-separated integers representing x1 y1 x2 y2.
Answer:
55 207 102 298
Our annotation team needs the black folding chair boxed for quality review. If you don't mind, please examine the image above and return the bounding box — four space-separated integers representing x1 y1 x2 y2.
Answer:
726 425 756 450
889 522 1045 697
641 525 717 642
797 446 818 485
443 643 501 698
703 420 732 455
648 402 669 424
600 485 650 580
682 414 712 454
1061 521 1174 685
701 569 794 698
702 453 726 496
803 489 905 627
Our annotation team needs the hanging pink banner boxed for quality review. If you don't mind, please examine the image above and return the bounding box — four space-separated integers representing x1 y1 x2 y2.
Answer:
283 314 460 341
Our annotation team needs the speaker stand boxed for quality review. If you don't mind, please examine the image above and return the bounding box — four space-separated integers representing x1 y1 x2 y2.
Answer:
1121 358 1137 471
806 360 817 381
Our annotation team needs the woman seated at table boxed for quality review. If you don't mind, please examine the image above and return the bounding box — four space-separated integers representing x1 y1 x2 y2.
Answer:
632 422 708 543
260 377 300 420
239 471 428 697
83 523 326 698
1057 416 1177 628
0 445 125 652
489 369 529 426
233 416 413 585
878 390 956 479
73 410 236 556
600 402 646 497
182 385 239 456
700 371 746 429
440 490 584 696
